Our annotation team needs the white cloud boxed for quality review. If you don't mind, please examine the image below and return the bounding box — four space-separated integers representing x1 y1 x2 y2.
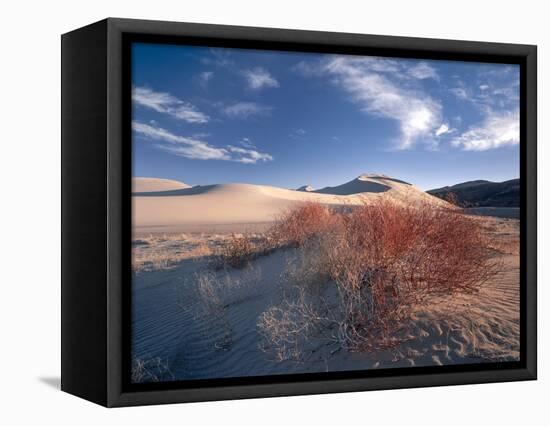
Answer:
133 121 229 160
222 102 271 119
435 123 454 137
479 84 490 90
227 145 273 164
451 110 519 151
239 137 257 149
133 121 273 163
132 86 209 123
324 56 442 149
292 60 325 77
243 67 279 90
408 62 439 80
200 49 234 68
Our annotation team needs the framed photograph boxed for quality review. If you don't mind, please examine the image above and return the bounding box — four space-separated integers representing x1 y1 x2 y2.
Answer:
61 18 536 407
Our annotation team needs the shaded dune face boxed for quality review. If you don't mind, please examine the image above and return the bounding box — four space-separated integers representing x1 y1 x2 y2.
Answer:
315 179 390 195
133 185 217 197
313 174 412 195
132 175 450 232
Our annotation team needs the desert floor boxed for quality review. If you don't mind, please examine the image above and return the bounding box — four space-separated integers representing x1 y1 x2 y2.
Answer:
131 214 519 382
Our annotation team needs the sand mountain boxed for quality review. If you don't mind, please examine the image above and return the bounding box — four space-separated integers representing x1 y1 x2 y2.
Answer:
133 177 191 193
314 173 412 195
133 175 449 232
428 178 519 207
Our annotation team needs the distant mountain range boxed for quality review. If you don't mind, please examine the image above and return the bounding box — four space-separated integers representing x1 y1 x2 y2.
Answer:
428 179 520 207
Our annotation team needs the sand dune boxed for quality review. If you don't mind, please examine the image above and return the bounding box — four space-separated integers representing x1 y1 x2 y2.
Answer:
132 177 190 193
133 174 450 232
315 173 409 195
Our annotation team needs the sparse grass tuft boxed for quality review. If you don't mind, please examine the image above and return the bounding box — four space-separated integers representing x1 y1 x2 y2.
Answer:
184 265 262 351
132 234 213 272
131 356 175 383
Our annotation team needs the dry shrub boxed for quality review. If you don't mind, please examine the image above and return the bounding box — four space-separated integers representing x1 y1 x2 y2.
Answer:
441 191 466 207
214 203 337 270
282 242 332 290
195 266 262 313
188 266 262 351
269 202 338 248
259 200 500 358
215 234 256 268
132 235 213 272
131 357 174 383
326 200 498 349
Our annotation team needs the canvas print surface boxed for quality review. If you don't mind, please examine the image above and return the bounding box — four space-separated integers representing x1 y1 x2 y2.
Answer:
131 43 520 384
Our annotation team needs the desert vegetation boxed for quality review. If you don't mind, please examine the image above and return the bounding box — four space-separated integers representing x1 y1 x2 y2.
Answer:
258 200 500 360
131 356 174 383
178 265 263 352
132 233 213 272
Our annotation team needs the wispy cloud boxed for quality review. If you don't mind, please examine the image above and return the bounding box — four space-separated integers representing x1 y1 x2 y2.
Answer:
243 67 279 90
133 86 209 123
323 56 443 149
451 110 519 151
449 87 468 100
222 102 271 119
292 60 324 77
445 67 519 151
200 49 234 68
198 71 214 88
133 121 273 163
407 62 439 80
435 123 455 137
227 145 273 164
239 137 256 149
133 121 228 160
452 69 519 110
289 128 307 139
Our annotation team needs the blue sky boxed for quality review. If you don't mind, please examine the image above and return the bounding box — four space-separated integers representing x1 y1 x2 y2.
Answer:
132 43 520 190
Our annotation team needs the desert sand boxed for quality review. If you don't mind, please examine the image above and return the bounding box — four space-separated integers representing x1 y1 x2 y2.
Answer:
133 174 450 233
133 177 191 193
131 216 519 380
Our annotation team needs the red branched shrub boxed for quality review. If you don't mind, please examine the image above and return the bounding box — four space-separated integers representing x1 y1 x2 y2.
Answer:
259 200 500 356
269 202 338 247
323 200 498 349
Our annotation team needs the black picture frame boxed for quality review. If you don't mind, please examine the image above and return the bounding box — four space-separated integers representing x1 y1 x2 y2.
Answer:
61 17 537 407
